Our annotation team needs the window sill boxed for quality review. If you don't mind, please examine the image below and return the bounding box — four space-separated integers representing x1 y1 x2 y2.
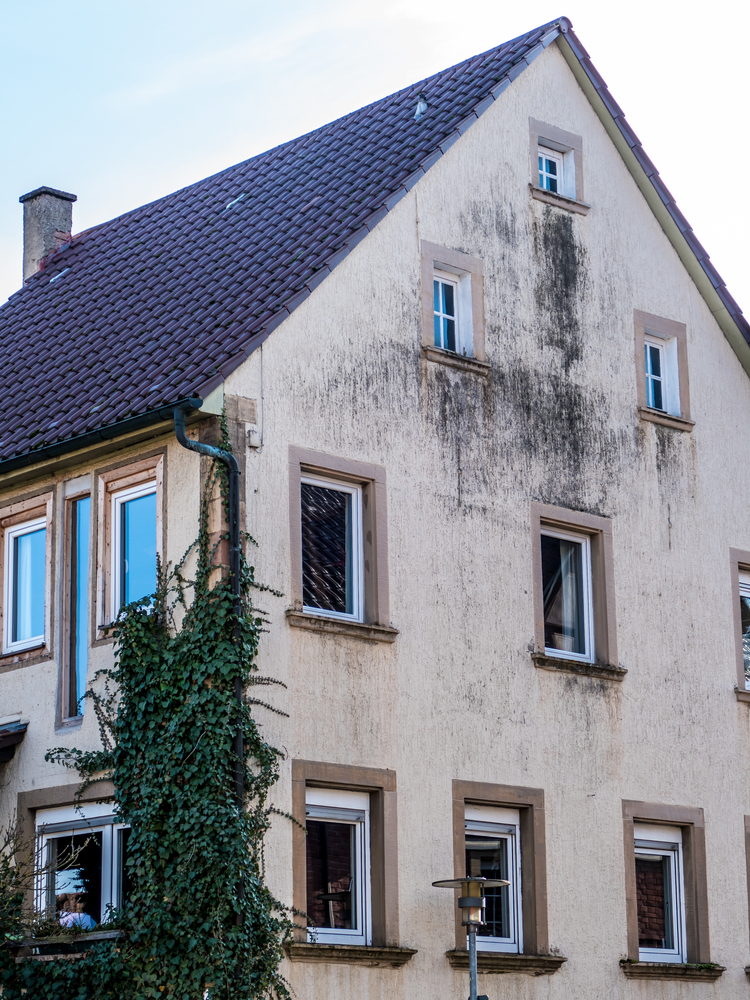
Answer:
620 960 724 981
10 929 122 962
532 653 627 682
735 687 750 703
529 185 590 215
421 345 490 377
285 610 399 643
446 951 567 976
0 644 51 674
637 406 695 432
285 943 417 967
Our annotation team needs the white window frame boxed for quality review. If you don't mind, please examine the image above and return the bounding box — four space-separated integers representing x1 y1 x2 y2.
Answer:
35 802 130 926
3 516 47 654
465 804 522 954
433 268 474 358
740 570 750 691
305 787 371 946
301 475 364 623
541 526 595 663
110 480 157 618
644 333 680 416
634 823 687 964
538 143 575 200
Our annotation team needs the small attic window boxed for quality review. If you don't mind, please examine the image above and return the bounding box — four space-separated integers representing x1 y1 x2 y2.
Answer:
529 119 587 213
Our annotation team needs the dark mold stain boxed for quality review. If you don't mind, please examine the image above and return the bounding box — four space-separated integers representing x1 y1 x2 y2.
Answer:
533 208 587 372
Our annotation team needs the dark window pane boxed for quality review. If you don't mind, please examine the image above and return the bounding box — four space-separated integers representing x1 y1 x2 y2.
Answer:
121 493 156 605
434 313 441 347
466 834 510 939
433 279 440 313
741 594 750 686
305 820 355 929
647 344 661 377
636 855 673 950
47 832 102 928
301 484 351 614
69 497 91 716
12 527 45 642
541 534 586 655
445 318 456 352
118 827 133 907
442 282 455 317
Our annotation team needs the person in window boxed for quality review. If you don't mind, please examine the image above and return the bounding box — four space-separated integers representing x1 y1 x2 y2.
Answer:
57 892 97 930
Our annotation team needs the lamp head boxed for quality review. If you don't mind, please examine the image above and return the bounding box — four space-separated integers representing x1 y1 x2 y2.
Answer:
432 875 509 927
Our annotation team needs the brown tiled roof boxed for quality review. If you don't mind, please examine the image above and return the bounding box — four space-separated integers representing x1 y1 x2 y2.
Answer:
0 16 746 470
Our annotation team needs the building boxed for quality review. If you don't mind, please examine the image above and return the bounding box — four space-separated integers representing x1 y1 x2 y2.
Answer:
2 14 750 997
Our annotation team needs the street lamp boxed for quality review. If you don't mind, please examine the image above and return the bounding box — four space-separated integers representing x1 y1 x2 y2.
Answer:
432 876 509 1000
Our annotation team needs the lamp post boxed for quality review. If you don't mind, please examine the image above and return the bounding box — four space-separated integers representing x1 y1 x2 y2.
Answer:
433 876 509 1000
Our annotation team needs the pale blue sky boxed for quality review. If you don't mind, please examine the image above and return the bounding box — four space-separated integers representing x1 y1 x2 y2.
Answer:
1 0 746 311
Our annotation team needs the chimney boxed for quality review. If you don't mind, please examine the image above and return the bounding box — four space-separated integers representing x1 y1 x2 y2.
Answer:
19 186 77 283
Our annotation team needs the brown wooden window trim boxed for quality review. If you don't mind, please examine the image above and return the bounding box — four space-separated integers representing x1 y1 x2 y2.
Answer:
287 447 392 633
291 760 400 951
0 489 55 672
621 800 712 970
450 779 559 969
530 501 620 677
94 452 165 642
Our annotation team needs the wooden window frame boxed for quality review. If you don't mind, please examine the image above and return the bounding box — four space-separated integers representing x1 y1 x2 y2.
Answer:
451 780 549 956
622 801 711 965
95 453 164 639
634 310 693 431
0 491 54 668
291 760 399 947
530 501 619 676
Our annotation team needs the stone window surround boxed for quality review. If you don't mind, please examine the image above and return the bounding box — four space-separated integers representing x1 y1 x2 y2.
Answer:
60 478 94 722
529 118 589 215
530 501 620 679
420 241 489 376
287 446 395 641
634 309 693 432
450 780 551 959
730 548 750 701
621 800 711 969
290 760 400 951
94 452 165 642
0 489 54 673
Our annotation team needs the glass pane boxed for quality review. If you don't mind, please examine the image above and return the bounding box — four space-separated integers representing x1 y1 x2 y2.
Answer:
445 318 456 353
466 834 510 939
305 820 356 929
118 827 133 908
47 831 102 928
636 854 673 950
301 484 352 614
442 282 455 318
541 534 586 655
648 376 663 411
434 313 442 348
547 158 557 176
121 492 156 605
741 594 750 688
70 498 91 715
433 279 440 313
12 527 46 642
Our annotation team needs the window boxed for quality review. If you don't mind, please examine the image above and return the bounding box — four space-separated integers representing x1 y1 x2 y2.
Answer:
635 825 686 963
291 760 399 949
740 571 750 690
420 242 488 374
622 801 711 967
96 454 163 632
465 805 522 953
451 781 550 958
288 448 393 639
529 119 586 212
541 528 593 662
4 518 46 654
35 802 131 930
301 475 363 622
634 310 692 431
531 503 618 674
305 787 371 945
729 549 750 697
65 495 91 718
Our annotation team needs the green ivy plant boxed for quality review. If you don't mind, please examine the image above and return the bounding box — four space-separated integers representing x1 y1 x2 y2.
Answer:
0 423 293 999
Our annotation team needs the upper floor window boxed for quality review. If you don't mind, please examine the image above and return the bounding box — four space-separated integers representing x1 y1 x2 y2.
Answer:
420 242 488 375
465 804 522 953
541 527 594 663
434 270 459 353
538 146 564 194
65 493 91 718
5 518 46 653
301 475 364 622
634 824 686 964
529 120 586 212
634 311 693 432
305 787 371 946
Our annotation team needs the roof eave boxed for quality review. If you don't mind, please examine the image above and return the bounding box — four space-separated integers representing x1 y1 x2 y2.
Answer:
555 30 750 376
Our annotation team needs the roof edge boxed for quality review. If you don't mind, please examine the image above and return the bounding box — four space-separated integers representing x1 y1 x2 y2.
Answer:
555 29 750 374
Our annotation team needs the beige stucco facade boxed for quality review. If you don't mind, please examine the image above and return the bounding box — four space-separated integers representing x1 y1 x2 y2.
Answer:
3 37 750 996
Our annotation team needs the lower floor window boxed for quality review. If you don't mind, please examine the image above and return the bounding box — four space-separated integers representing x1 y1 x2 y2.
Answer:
35 804 131 930
635 824 686 963
305 787 371 945
465 805 522 953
